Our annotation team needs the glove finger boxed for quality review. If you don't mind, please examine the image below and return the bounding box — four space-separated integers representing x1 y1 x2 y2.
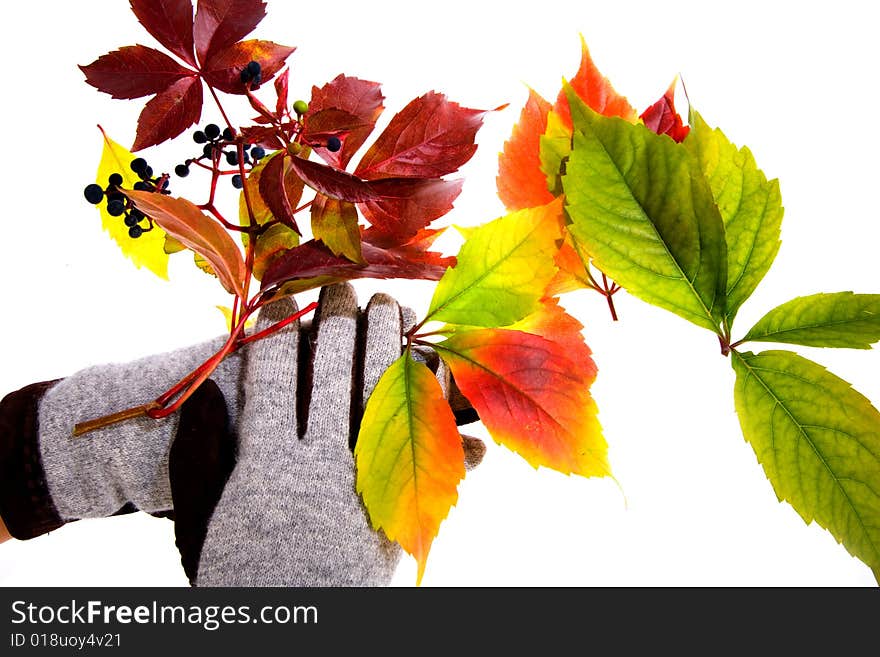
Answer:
304 283 359 453
462 434 486 471
168 379 236 586
238 296 300 450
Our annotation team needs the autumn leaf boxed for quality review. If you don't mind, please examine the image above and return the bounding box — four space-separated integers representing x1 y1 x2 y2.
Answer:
290 156 379 203
193 0 266 64
554 35 637 128
563 87 727 333
732 350 880 582
79 45 195 99
132 75 203 151
252 223 299 280
306 75 385 168
425 199 563 327
685 110 783 325
741 293 880 349
129 0 197 67
274 68 289 116
539 109 572 197
640 79 690 143
544 229 594 297
497 88 555 211
311 195 364 263
200 39 295 94
359 178 462 247
436 328 608 477
355 92 487 179
92 128 169 279
356 350 465 584
257 151 304 232
125 190 247 297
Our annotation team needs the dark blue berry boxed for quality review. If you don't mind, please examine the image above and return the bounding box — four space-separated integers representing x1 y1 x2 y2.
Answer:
326 136 342 152
83 184 104 204
128 225 144 239
175 164 190 177
108 173 123 187
193 130 207 144
250 145 266 160
203 143 214 159
226 151 238 166
133 181 151 191
130 208 145 221
140 166 153 180
124 213 139 227
204 124 221 140
246 61 261 76
107 199 126 216
250 73 261 90
231 174 243 189
130 158 147 174
222 127 234 141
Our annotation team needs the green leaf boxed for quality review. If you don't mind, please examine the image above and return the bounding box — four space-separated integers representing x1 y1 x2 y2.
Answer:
742 292 880 349
539 109 571 196
686 110 783 325
731 349 880 581
424 199 562 327
562 87 727 333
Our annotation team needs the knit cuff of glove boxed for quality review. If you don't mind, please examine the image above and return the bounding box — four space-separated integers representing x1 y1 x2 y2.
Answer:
0 337 245 535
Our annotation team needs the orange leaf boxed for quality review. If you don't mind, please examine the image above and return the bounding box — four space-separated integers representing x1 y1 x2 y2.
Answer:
554 35 637 128
497 88 555 211
544 229 594 297
437 328 609 478
125 190 247 297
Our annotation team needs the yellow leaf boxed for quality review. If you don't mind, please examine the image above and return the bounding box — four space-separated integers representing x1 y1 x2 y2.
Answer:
94 126 169 279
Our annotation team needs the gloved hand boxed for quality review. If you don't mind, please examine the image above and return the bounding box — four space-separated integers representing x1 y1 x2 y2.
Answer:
0 284 483 586
170 283 484 586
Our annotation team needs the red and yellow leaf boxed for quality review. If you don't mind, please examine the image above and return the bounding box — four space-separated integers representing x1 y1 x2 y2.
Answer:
132 75 202 151
544 229 593 297
355 92 487 179
201 39 294 95
79 45 194 99
554 35 637 127
497 88 555 211
193 0 266 64
126 190 247 297
640 79 690 143
311 194 364 263
257 151 304 232
129 0 197 67
307 75 385 169
437 328 609 477
356 351 465 584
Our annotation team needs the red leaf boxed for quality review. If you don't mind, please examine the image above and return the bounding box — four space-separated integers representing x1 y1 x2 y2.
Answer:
193 0 266 64
289 157 378 203
302 108 372 167
125 190 247 297
239 125 284 149
79 45 195 99
258 152 303 233
640 79 690 143
354 92 486 180
129 0 196 66
201 39 295 95
438 328 608 477
497 88 555 211
260 238 452 292
274 68 289 116
307 75 385 168
554 36 637 127
132 75 203 151
359 178 463 247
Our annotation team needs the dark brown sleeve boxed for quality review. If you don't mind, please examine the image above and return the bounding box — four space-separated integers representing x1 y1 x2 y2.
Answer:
0 380 66 540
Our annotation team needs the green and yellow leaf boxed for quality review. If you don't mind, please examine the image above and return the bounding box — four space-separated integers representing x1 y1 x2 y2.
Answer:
732 349 880 581
742 292 880 349
356 351 465 584
425 199 563 327
310 194 364 263
563 89 727 333
686 110 783 324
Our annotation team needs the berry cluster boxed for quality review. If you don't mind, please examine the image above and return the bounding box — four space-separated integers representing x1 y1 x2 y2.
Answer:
83 157 168 239
177 123 267 188
239 61 262 89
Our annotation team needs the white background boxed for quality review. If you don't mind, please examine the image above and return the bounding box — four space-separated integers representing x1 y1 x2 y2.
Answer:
1 0 878 586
